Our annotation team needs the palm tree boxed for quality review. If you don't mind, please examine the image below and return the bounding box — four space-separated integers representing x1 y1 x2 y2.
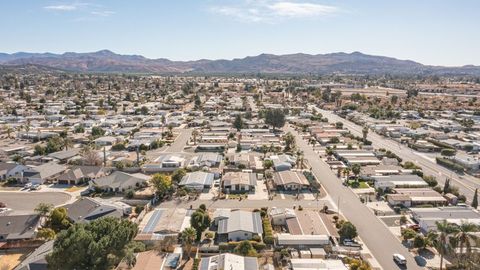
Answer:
180 227 197 259
261 144 269 159
3 124 13 139
192 130 199 145
62 137 73 151
453 221 478 264
433 220 459 270
351 164 361 182
296 150 304 169
362 126 369 142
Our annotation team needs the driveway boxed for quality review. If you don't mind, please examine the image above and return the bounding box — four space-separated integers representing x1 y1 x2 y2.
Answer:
0 191 72 214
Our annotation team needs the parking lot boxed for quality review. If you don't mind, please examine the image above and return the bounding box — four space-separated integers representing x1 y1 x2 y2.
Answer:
0 191 72 214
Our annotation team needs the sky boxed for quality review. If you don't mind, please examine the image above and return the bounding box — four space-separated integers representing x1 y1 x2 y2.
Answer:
1 0 479 66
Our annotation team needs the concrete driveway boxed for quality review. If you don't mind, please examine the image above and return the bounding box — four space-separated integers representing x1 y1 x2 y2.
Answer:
0 191 72 214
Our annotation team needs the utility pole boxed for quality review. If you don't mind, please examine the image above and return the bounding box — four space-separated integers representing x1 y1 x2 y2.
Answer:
103 147 106 167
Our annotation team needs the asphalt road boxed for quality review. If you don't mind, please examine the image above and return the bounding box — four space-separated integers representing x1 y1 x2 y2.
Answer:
315 107 479 202
287 126 423 270
165 128 193 153
0 191 72 214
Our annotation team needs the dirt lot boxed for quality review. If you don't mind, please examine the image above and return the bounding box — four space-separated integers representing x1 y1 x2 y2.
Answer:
0 250 32 270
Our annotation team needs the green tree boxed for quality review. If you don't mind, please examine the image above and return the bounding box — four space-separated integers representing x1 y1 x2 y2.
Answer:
45 136 64 154
362 126 369 142
34 144 46 156
413 234 426 249
234 240 257 257
453 221 478 263
402 228 417 241
433 220 459 270
335 121 343 129
140 106 149 115
472 189 478 209
263 160 273 170
171 168 187 183
46 217 141 270
180 227 197 259
264 109 285 131
351 164 361 182
190 207 211 241
35 203 53 218
47 207 71 232
233 114 244 131
91 126 106 138
150 174 172 198
37 228 56 240
441 148 456 157
283 132 295 152
338 221 358 240
443 179 451 194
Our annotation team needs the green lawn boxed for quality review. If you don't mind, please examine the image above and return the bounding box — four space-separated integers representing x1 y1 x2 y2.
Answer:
348 180 370 189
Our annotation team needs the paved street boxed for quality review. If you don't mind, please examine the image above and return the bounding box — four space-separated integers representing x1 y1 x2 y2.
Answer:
165 128 193 152
0 191 72 214
287 126 423 270
315 107 479 202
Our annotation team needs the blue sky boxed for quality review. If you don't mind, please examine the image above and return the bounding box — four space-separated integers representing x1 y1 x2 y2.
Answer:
1 0 479 66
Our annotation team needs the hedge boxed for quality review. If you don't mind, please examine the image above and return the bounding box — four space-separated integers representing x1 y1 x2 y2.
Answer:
262 218 274 245
436 157 464 172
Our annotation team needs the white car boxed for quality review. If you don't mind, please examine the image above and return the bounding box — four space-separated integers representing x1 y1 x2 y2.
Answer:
393 253 407 265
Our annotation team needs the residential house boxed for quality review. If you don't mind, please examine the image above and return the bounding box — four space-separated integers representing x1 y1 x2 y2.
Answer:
13 240 54 270
90 171 149 192
222 172 257 193
411 206 480 233
0 162 29 181
199 253 258 270
386 188 447 207
179 171 214 191
270 154 296 171
57 166 108 185
23 162 67 184
143 154 186 173
372 174 428 190
63 197 124 223
0 214 41 242
216 210 263 241
273 171 310 191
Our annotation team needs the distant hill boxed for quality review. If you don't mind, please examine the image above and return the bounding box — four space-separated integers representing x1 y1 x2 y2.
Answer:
1 50 479 75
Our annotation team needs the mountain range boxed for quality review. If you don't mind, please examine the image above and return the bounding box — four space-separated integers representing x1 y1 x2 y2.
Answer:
1 50 479 75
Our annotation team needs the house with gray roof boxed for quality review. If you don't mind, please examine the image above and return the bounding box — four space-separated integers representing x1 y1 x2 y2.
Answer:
217 210 263 241
270 154 296 171
63 197 123 223
57 166 109 185
23 162 67 184
372 174 428 190
222 172 257 194
89 171 149 192
199 253 258 270
0 214 41 242
14 240 53 270
0 162 28 181
179 171 214 191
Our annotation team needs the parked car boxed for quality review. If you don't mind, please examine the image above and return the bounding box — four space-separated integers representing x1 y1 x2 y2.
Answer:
23 183 32 190
393 253 407 265
343 239 362 248
30 184 42 191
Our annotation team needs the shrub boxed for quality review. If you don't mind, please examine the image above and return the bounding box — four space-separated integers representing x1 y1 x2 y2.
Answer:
262 218 274 245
